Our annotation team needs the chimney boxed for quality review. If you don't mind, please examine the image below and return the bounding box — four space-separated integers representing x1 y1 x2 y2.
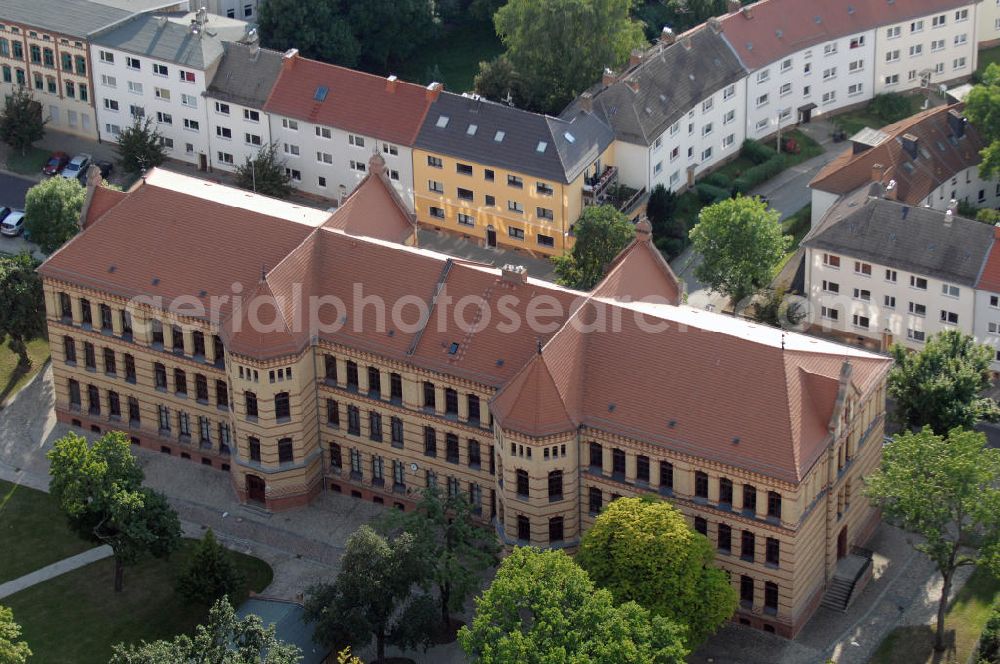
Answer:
944 209 954 228
680 34 692 50
77 164 105 230
868 181 883 199
629 48 644 68
635 216 653 242
659 27 676 45
425 81 443 101
368 151 387 177
501 264 528 285
947 109 967 138
885 179 898 201
386 74 398 93
626 79 640 93
579 91 593 113
741 5 753 18
282 48 298 69
871 163 885 184
708 17 722 33
947 198 959 215
901 133 919 159
727 0 742 12
602 67 615 86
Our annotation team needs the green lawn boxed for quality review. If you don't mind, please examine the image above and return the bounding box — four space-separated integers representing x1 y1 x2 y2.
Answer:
0 479 95 583
396 19 504 92
978 45 1000 75
0 337 49 404
871 566 1000 664
5 146 49 176
832 96 921 136
5 537 273 663
774 205 812 275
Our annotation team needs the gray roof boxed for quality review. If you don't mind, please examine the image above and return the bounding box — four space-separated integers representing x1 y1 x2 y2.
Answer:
237 599 327 664
92 12 249 69
804 196 994 286
1 0 131 38
414 92 615 184
206 42 284 107
562 26 747 146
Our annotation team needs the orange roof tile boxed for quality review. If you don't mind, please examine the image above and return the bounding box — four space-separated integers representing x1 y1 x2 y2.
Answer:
977 226 1000 293
490 350 578 436
82 186 127 229
263 53 435 146
322 158 416 245
592 221 682 304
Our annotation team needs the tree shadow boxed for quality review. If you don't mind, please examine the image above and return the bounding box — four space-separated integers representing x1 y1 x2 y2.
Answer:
877 624 958 664
0 354 33 405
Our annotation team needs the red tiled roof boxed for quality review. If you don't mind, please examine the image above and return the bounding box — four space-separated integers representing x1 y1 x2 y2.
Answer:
322 159 416 245
720 0 974 71
263 53 435 146
491 299 891 483
82 186 127 229
809 103 984 205
592 223 682 304
976 226 1000 293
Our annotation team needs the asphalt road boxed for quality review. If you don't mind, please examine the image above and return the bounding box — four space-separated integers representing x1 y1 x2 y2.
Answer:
0 171 37 209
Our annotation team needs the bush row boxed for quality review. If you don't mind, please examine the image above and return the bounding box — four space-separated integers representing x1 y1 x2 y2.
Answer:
740 139 777 165
733 155 787 194
980 603 1000 664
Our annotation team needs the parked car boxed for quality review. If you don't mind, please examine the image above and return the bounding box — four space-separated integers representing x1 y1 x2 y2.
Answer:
61 153 91 181
1 209 25 236
95 160 113 180
42 151 69 176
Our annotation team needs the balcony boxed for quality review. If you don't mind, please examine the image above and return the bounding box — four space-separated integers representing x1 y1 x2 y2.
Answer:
582 165 619 203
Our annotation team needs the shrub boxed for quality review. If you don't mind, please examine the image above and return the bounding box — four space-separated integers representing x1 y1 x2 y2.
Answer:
695 183 730 204
870 93 912 124
702 172 732 189
740 139 777 165
733 156 787 193
176 529 245 605
977 208 1000 225
979 604 1000 663
656 236 688 261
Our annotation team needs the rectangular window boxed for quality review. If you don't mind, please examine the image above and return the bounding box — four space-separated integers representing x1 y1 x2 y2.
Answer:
391 417 403 447
910 276 927 290
589 487 602 515
424 426 437 457
741 530 756 561
507 174 523 188
940 310 959 325
508 226 525 240
347 405 360 435
369 411 382 441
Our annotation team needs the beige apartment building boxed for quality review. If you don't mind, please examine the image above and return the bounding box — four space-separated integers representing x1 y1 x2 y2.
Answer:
41 161 891 638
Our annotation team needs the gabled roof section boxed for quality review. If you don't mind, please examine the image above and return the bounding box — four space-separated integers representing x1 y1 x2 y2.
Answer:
263 53 435 146
719 0 974 71
322 155 416 245
81 185 128 229
810 104 985 205
490 350 578 437
975 227 1000 293
561 25 746 146
92 11 250 69
1 0 131 38
804 196 994 286
414 92 613 184
206 42 284 107
592 220 682 304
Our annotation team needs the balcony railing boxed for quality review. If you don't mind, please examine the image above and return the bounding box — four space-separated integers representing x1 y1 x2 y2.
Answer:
582 165 619 202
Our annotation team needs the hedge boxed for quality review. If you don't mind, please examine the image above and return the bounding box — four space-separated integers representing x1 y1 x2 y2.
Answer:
695 183 731 204
740 139 777 165
733 155 787 194
702 172 732 189
980 604 1000 664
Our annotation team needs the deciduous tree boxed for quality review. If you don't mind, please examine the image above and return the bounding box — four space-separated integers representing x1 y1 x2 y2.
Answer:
109 597 301 664
258 0 360 67
689 195 789 311
346 0 437 73
577 496 737 647
888 329 1000 434
0 87 46 156
553 204 634 290
176 529 245 606
0 253 45 368
865 427 1000 651
235 143 293 199
115 116 166 176
47 431 181 592
473 55 524 106
750 287 805 329
23 175 86 253
491 0 646 113
965 63 1000 179
304 525 436 663
380 486 498 634
458 547 689 663
0 605 31 664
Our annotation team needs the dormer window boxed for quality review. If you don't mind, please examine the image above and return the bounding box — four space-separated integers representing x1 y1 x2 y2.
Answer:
436 115 449 128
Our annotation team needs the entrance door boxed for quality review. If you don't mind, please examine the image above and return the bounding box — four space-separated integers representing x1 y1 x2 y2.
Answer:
486 226 497 248
799 107 813 124
198 152 208 171
837 526 848 559
246 474 265 503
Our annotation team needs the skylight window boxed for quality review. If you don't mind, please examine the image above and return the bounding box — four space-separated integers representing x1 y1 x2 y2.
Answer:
313 86 328 102
563 131 575 143
494 130 505 142
436 115 449 128
536 141 547 152
448 342 460 355
466 123 477 135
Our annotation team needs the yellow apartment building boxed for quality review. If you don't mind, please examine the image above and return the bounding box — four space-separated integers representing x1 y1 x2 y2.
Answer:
40 165 891 639
412 91 616 256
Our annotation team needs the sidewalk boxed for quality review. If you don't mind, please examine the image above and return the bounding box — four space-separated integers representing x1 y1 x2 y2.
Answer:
0 545 112 599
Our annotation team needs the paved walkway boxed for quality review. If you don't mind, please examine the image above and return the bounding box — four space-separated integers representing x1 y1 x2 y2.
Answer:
0 545 112 599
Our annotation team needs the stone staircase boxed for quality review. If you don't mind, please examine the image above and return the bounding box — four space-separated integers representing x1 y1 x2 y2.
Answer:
821 549 873 612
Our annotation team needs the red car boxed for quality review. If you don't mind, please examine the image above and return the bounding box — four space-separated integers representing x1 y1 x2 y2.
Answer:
42 151 69 176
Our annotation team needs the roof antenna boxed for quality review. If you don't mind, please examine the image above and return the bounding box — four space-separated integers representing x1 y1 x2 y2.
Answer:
536 338 542 355
260 264 267 281
781 330 786 351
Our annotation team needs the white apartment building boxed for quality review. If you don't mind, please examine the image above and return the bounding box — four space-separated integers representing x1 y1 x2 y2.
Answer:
873 4 978 95
803 194 993 353
263 51 434 207
972 241 1000 370
90 9 250 167
977 0 1000 48
205 42 283 172
203 0 259 21
563 24 748 194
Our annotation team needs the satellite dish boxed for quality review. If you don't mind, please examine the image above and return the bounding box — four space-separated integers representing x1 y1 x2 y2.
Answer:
409 463 418 472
